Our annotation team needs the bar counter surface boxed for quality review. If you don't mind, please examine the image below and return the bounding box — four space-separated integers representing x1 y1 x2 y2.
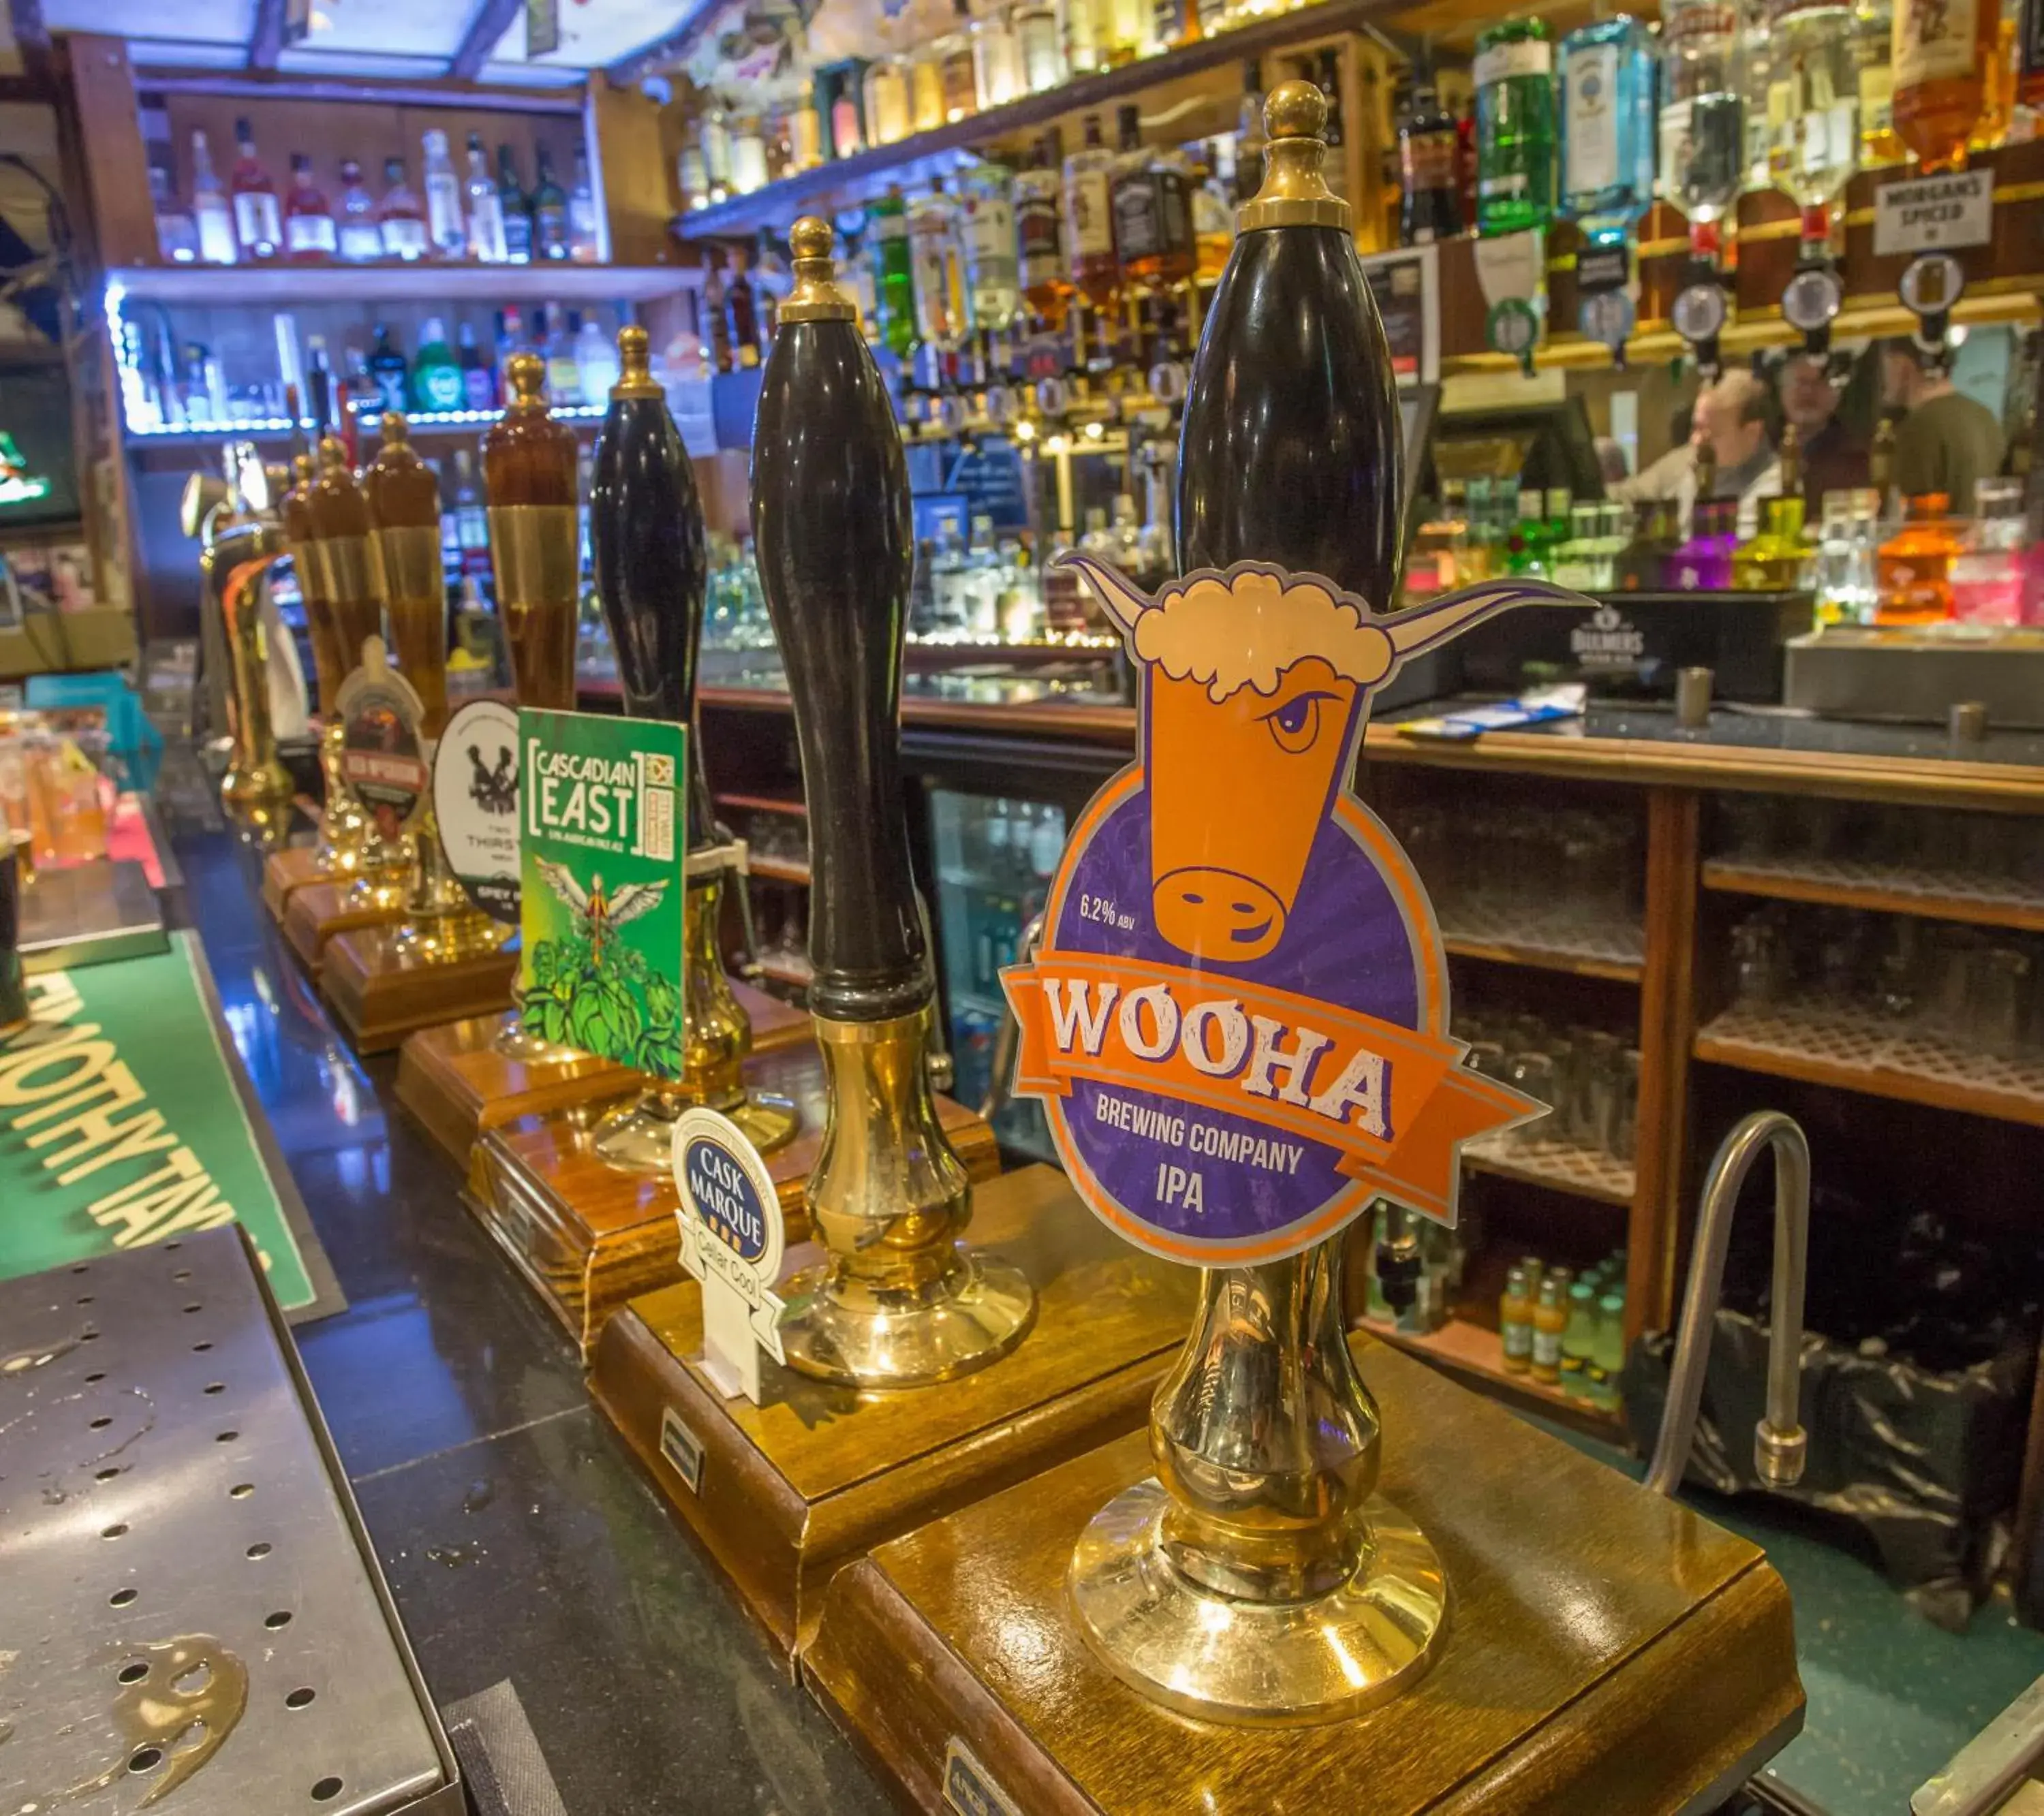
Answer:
156 762 893 1815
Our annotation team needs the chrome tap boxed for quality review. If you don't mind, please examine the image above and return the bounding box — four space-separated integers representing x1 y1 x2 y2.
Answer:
1644 1110 1812 1499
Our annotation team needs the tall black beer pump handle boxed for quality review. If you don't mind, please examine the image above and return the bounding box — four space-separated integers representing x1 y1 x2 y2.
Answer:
752 217 928 1025
589 323 718 851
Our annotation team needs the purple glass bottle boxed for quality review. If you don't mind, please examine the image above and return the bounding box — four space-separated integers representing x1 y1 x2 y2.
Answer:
1664 498 1737 590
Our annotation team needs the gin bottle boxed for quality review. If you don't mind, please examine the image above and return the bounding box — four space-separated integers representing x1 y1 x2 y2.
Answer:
1474 19 1558 234
1763 0 1861 248
1660 0 1745 254
1559 14 1657 240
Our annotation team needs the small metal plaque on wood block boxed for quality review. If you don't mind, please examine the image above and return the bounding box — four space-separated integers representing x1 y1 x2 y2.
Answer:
660 1404 704 1493
943 1738 1022 1816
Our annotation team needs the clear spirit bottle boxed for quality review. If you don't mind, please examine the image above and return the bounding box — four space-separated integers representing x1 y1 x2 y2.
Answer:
465 132 508 264
420 129 466 258
958 159 1021 334
1474 19 1558 234
1660 0 1746 255
1560 14 1657 240
189 130 237 266
1764 0 1861 250
908 179 973 350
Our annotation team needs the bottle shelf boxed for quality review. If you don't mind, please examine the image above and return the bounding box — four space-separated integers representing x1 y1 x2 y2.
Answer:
1694 1000 2044 1129
756 952 815 990
1358 1315 1622 1433
717 791 807 818
123 403 610 444
1437 903 1646 983
1461 1131 1635 1206
749 854 812 886
107 263 698 307
670 0 1381 241
1701 854 2044 937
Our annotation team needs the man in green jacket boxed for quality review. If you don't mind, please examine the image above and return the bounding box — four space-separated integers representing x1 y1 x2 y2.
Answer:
1880 338 2007 516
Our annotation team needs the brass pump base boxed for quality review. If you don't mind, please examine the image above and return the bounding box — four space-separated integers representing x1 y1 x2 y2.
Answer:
1068 1480 1446 1725
590 1083 799 1175
777 1005 1034 1387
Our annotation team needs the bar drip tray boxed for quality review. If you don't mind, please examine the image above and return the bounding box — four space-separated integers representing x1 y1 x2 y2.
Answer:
0 1227 458 1816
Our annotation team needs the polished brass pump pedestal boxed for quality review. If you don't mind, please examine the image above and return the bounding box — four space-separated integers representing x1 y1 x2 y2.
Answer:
775 1007 1034 1387
1068 1249 1445 1723
589 856 799 1173
204 517 294 814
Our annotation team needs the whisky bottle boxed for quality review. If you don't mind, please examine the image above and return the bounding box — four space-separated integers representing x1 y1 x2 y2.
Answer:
752 217 1032 1386
482 351 579 710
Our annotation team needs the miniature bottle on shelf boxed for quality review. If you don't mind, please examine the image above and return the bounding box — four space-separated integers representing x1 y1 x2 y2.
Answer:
1660 0 1746 257
497 145 534 264
531 146 570 260
282 154 337 262
189 131 238 266
1064 114 1120 308
1400 64 1464 245
1893 0 1997 167
566 148 601 262
1949 476 2026 623
335 158 384 262
1560 14 1656 242
412 317 465 414
420 130 466 258
465 131 508 264
152 166 199 264
1876 491 1960 621
229 116 283 260
1475 18 1557 234
868 187 918 360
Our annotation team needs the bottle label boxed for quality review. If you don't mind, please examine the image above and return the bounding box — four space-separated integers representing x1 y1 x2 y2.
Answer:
420 363 465 411
1656 99 1693 200
373 366 408 412
1402 127 1459 195
1861 64 1896 136
234 191 282 251
1663 1 1737 44
504 211 534 259
1018 195 1063 286
1895 0 1976 90
1565 44 1622 198
1475 37 1553 89
964 195 1019 268
463 366 495 411
381 217 428 260
1113 174 1162 261
285 213 338 256
1067 169 1114 258
871 209 908 242
1532 1326 1563 1368
1502 1317 1533 1362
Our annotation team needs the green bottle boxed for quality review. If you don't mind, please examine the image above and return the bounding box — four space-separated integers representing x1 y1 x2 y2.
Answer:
869 186 917 361
1589 1289 1627 1411
411 315 463 414
1560 1279 1596 1398
1474 18 1556 236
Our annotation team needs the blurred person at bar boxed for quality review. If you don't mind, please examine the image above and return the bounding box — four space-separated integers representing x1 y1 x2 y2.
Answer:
1615 367 1781 538
1882 337 2005 516
1777 351 1870 513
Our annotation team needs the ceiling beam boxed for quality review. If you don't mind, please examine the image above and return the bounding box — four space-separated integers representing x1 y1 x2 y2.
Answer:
248 0 286 69
605 0 719 87
8 0 51 91
450 0 522 81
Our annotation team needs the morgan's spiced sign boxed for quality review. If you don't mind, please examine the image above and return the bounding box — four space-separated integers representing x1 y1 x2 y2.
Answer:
1003 559 1572 1266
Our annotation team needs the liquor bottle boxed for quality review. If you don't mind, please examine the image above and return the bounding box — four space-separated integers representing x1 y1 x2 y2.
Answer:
1016 1 1063 91
1017 138 1070 326
575 313 621 401
497 145 534 264
367 325 410 414
421 129 466 258
1859 0 1905 160
1236 60 1268 200
152 166 200 264
1191 142 1235 278
412 317 465 415
465 132 508 264
1950 476 2026 622
1766 0 1862 252
867 187 918 360
1399 66 1464 244
533 146 571 261
752 217 1032 1384
332 158 382 262
230 117 283 260
1560 15 1656 241
483 351 580 709
190 131 238 266
728 255 763 368
1474 19 1558 234
972 7 1025 108
959 159 1021 333
1876 492 1960 621
541 305 584 403
1732 426 1814 586
375 157 428 262
456 322 494 412
567 148 602 262
701 257 732 373
450 448 489 576
1661 0 1746 256
1893 0 1997 168
1310 49 1349 201
282 154 338 262
1064 114 1120 308
1109 105 1162 283
908 178 972 350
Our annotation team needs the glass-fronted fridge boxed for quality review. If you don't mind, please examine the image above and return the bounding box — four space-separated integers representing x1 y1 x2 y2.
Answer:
928 787 1067 1163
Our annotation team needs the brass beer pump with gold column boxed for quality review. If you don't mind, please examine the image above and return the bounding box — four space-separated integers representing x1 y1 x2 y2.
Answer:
798 91 1805 1810
200 471 292 829
281 435 414 971
585 223 1193 1664
322 413 517 1052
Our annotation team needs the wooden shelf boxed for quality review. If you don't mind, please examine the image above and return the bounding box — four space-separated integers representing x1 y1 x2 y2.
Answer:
1443 933 1645 984
1359 1315 1622 1435
1702 855 2044 937
750 855 811 886
756 953 814 990
107 263 698 306
1462 1131 1635 1206
672 0 1393 240
718 792 807 818
1694 1001 2044 1129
